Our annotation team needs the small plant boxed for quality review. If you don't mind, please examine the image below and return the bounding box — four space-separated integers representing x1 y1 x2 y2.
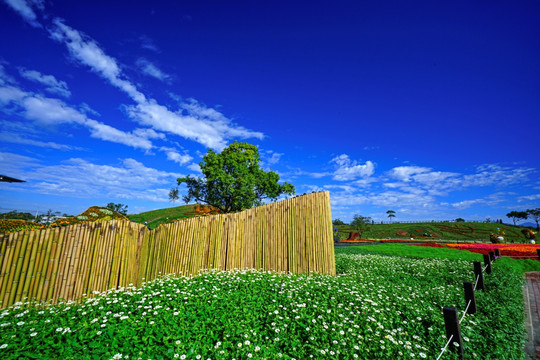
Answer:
99 208 113 215
89 212 99 217
76 215 88 220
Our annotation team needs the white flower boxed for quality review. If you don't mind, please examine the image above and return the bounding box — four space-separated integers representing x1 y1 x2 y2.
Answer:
30 332 37 337
0 344 7 349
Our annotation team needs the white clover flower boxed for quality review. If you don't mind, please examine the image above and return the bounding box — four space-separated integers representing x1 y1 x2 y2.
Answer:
0 344 7 349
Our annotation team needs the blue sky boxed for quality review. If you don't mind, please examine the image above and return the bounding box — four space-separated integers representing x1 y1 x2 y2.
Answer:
1 0 539 223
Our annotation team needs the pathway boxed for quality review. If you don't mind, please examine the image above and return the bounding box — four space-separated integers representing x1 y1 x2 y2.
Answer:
524 272 540 359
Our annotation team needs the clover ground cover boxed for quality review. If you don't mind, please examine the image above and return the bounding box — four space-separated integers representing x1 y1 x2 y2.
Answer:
0 249 526 359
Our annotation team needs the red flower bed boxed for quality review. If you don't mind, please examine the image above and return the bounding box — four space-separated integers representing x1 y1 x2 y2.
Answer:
418 242 540 259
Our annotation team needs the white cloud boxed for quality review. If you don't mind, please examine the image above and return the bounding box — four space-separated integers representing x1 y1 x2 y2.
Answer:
18 68 71 97
265 151 283 165
136 58 171 82
49 19 147 103
6 154 183 201
330 154 374 181
139 35 160 53
160 146 193 165
389 166 431 182
187 163 201 173
518 194 540 202
0 63 17 85
0 131 75 150
462 164 534 187
3 0 41 27
0 83 153 150
448 193 504 210
49 19 264 150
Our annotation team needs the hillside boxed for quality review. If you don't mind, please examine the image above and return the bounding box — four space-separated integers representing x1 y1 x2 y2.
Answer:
336 221 533 243
128 204 220 229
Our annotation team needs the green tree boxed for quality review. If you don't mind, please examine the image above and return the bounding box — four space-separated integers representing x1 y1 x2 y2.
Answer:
455 218 465 222
106 203 128 215
506 211 528 226
526 208 540 230
386 210 396 223
177 142 295 213
350 214 372 237
332 219 345 226
169 187 179 205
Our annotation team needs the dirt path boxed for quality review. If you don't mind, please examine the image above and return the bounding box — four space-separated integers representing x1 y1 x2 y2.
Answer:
524 272 540 359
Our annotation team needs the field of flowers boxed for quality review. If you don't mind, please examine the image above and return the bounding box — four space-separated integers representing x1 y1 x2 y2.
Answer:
0 251 526 359
419 243 540 259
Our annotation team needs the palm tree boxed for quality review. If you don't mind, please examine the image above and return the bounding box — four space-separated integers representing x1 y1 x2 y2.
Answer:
386 210 396 223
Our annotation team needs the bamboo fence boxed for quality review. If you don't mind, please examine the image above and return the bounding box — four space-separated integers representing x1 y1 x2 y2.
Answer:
0 191 335 309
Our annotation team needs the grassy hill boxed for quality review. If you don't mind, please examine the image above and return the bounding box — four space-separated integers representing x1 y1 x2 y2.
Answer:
335 221 533 243
128 204 220 229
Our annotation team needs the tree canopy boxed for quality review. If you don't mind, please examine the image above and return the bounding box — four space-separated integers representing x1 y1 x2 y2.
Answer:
526 208 540 230
506 210 528 225
350 214 372 237
177 142 295 213
106 203 128 215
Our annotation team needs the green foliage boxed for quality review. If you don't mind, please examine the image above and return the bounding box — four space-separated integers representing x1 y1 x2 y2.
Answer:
506 211 528 225
0 219 42 233
177 142 294 213
0 247 527 359
0 211 35 221
455 218 465 222
106 203 128 215
526 208 540 230
332 218 345 225
168 187 179 205
386 210 396 221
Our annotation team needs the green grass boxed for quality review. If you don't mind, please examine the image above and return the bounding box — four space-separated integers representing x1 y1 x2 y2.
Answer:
336 221 531 243
128 204 200 229
336 243 540 272
0 244 530 359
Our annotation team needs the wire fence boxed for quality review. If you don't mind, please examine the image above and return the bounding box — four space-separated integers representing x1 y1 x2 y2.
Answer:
434 251 498 359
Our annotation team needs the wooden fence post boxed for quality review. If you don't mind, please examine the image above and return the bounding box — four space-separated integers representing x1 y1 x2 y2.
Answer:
494 248 500 258
537 249 540 261
483 254 492 275
473 261 485 291
443 306 464 359
463 281 476 314
489 251 495 262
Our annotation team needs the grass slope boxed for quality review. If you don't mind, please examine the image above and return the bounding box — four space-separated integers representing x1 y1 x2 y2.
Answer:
128 204 199 229
336 222 531 243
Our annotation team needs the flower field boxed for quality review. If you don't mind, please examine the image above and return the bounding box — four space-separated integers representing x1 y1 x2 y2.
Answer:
0 248 526 360
421 243 540 259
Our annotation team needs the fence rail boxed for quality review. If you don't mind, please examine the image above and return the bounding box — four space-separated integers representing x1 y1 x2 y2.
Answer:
0 192 335 309
435 251 498 359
